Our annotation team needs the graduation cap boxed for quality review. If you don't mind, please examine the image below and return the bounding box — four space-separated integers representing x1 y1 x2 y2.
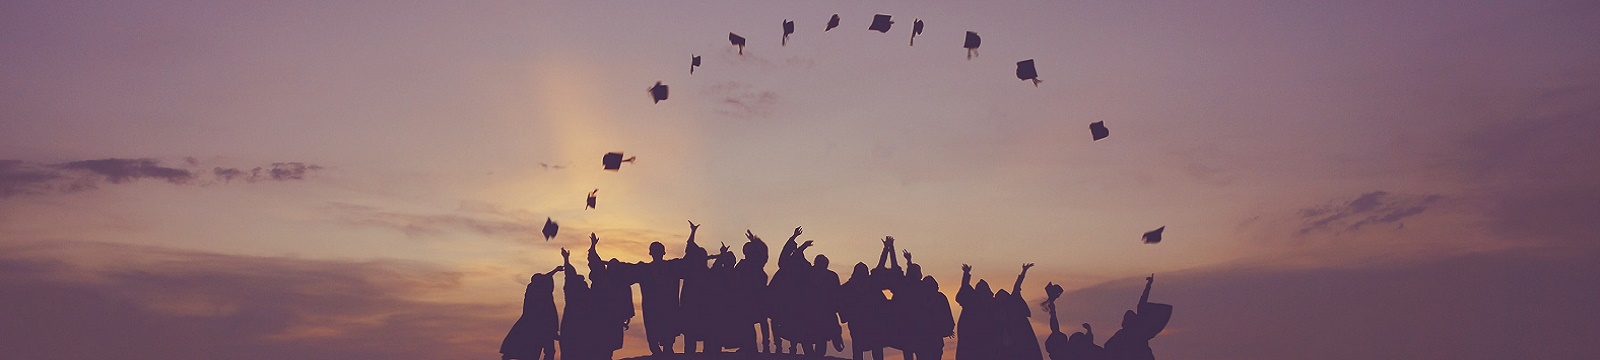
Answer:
690 55 701 74
964 31 982 59
826 14 840 31
1016 59 1041 86
648 81 669 103
729 32 746 54
1142 226 1165 244
542 218 559 241
869 14 893 33
910 19 924 46
1090 121 1109 141
586 189 598 210
783 20 795 46
602 152 636 171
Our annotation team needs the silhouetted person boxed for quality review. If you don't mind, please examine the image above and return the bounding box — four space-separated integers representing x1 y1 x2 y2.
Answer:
587 234 636 358
725 231 771 353
918 275 956 360
1104 276 1171 360
800 253 845 357
840 262 887 360
887 250 921 358
680 222 716 354
997 263 1044 360
1044 282 1105 360
768 227 808 353
559 247 606 360
705 244 740 352
636 221 698 355
956 265 999 360
501 265 562 360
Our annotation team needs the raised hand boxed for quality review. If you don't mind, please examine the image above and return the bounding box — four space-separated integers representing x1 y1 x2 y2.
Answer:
1022 263 1035 272
1082 323 1092 330
1147 274 1155 283
884 236 896 247
801 240 814 248
561 248 570 258
746 230 759 241
962 264 972 273
590 233 600 246
792 226 803 238
902 249 913 262
688 220 700 231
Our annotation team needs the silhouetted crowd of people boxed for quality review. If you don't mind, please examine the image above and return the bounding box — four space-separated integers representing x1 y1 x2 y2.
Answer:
501 222 1172 360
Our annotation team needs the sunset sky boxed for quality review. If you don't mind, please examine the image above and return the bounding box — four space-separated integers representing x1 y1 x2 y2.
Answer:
3 0 1598 359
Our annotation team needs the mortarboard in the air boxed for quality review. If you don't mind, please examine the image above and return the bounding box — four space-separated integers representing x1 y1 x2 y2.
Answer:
910 19 924 46
1016 59 1041 86
869 14 893 33
1090 121 1109 141
602 152 636 171
586 189 598 209
826 14 840 31
964 31 982 59
542 218 559 241
783 20 795 46
1142 226 1165 244
691 55 701 74
648 81 669 103
729 32 746 54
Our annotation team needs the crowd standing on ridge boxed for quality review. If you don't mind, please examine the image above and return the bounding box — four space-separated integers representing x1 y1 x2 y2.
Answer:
508 11 1176 360
501 223 1173 360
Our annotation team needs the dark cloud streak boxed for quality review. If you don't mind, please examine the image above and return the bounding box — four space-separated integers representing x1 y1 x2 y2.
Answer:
1298 191 1443 235
0 158 323 197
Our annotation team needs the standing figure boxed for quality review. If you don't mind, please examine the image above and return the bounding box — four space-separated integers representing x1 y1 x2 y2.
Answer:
840 262 888 360
500 264 563 360
727 231 772 353
586 234 637 359
1104 276 1172 360
558 248 604 360
907 275 954 360
767 227 809 353
636 221 699 355
802 254 846 357
997 264 1044 360
679 221 716 354
956 265 999 360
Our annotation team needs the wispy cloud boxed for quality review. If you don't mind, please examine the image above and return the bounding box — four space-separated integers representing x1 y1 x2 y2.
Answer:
324 202 535 239
0 240 510 360
0 158 323 197
1298 191 1444 235
703 81 779 120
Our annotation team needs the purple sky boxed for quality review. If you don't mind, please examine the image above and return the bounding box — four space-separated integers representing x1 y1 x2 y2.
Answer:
3 0 1599 359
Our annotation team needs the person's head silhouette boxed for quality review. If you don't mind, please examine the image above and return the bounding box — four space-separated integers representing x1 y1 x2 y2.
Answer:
1122 310 1138 329
814 254 830 269
976 279 993 297
649 241 666 260
923 275 938 291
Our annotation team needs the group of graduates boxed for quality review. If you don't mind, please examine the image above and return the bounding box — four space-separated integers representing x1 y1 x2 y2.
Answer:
500 222 1171 360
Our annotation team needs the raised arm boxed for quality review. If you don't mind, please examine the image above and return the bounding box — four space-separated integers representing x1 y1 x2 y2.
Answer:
544 265 564 277
686 220 700 246
876 237 892 269
587 233 602 265
902 250 914 268
886 237 900 270
1013 263 1034 295
1048 301 1061 334
961 264 973 290
1140 274 1154 306
1082 323 1094 343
